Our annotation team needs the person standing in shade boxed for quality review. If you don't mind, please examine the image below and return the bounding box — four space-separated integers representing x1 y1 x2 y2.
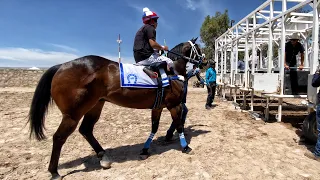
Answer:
284 33 305 95
205 61 217 109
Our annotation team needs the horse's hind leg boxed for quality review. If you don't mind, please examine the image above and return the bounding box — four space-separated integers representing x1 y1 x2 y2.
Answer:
168 104 192 154
48 115 80 180
140 108 163 160
79 101 111 169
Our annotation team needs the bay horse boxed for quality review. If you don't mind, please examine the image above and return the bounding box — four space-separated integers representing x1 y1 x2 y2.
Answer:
28 37 204 180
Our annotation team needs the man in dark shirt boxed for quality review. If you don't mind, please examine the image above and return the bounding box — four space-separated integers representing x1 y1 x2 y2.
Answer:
284 33 305 69
284 33 305 95
133 7 173 71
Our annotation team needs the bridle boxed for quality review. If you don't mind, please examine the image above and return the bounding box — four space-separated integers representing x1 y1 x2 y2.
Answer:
187 41 205 66
167 40 205 65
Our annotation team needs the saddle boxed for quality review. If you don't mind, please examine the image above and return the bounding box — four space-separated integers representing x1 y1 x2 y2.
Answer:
141 61 175 109
142 61 175 79
119 61 183 109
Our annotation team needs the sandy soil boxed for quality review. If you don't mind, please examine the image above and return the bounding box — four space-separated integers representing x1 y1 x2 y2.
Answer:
0 87 320 180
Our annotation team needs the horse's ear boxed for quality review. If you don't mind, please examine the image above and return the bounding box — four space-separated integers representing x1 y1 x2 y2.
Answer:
192 37 198 43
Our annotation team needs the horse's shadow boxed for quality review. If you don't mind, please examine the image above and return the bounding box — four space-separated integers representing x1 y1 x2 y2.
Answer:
59 124 210 177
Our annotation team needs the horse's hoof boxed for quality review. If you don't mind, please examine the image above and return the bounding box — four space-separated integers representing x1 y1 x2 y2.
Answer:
139 148 150 160
139 154 149 160
51 173 62 180
100 153 112 169
182 146 193 154
164 134 179 143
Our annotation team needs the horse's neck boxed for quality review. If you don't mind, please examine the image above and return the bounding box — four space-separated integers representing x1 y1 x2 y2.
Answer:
169 43 189 76
174 60 187 76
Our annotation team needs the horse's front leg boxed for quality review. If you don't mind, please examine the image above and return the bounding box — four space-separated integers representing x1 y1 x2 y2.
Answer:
168 104 192 153
165 103 188 141
140 108 163 160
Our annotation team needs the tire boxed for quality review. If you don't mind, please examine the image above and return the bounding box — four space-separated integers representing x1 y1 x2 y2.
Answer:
303 112 318 144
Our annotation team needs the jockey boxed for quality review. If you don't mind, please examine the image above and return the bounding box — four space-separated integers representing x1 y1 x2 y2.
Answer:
133 7 174 72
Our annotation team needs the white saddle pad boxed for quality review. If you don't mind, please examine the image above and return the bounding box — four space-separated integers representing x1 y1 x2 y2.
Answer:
119 63 170 88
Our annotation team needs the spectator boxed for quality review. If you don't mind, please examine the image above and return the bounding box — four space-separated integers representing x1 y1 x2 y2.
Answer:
284 33 305 70
284 33 305 95
205 61 217 109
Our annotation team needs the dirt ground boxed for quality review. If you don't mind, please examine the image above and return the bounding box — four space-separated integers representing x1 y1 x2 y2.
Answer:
1 86 320 180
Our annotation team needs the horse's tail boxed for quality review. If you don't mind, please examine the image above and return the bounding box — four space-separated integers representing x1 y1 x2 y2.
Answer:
28 64 61 141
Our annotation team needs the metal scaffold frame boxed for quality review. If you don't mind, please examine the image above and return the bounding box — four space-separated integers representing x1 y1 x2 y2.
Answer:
215 0 319 122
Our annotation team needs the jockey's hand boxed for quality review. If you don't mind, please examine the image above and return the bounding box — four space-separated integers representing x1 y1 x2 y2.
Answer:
162 46 169 51
298 65 304 70
285 64 290 70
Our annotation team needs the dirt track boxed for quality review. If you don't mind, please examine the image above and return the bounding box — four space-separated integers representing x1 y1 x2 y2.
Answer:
0 87 320 180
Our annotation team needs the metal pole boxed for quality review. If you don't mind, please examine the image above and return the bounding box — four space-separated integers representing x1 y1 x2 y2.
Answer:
304 36 309 68
252 13 257 74
231 41 234 85
224 36 227 78
268 0 274 73
278 0 287 122
259 46 263 69
311 0 319 74
117 34 122 63
280 0 287 96
245 18 249 88
215 41 219 73
235 27 239 74
220 49 223 79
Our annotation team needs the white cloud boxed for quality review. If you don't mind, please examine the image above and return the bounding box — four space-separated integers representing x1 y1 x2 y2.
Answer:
186 0 197 10
0 47 79 66
0 47 136 67
127 3 141 12
178 0 217 17
48 43 79 52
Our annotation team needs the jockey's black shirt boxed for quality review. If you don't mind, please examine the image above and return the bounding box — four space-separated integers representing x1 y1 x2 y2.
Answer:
133 24 156 63
285 41 304 67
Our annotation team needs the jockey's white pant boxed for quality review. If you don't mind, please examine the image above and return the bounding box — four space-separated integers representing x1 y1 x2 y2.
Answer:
137 53 174 68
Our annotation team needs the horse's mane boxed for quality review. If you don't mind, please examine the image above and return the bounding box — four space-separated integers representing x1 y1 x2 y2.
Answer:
167 43 185 61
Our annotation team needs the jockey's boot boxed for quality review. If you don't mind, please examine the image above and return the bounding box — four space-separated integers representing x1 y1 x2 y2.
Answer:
168 67 175 75
143 67 158 78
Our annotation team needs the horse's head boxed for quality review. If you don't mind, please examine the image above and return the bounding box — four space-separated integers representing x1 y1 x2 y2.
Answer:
168 37 206 75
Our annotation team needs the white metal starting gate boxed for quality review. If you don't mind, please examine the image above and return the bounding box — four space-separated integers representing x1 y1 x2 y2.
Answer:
215 0 319 122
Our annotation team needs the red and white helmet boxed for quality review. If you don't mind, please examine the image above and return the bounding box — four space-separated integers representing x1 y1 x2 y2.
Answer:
142 7 159 24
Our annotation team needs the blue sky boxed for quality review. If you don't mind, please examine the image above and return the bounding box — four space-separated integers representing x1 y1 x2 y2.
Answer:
0 0 302 67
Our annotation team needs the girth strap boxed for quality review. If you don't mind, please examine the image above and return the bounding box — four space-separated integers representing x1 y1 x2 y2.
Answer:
152 77 164 109
151 72 185 109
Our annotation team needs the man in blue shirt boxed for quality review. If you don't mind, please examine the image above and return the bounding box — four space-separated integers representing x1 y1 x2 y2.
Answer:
205 61 217 109
238 60 245 71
